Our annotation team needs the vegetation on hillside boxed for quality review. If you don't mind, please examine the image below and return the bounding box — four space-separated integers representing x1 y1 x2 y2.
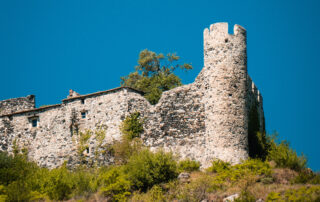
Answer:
0 111 318 201
0 52 317 201
120 49 192 104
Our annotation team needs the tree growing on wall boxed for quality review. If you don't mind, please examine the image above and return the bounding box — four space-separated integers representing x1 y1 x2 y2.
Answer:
120 49 192 104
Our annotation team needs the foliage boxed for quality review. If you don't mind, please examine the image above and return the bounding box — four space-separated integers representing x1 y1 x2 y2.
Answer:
98 166 131 201
71 167 98 197
178 159 200 172
131 185 166 202
176 174 213 201
266 186 320 201
248 107 268 160
113 112 145 164
267 133 307 171
207 159 272 185
0 152 39 201
112 137 144 165
120 112 144 140
125 149 178 191
206 159 231 173
234 190 256 202
293 169 320 184
120 49 192 104
78 130 92 155
0 152 98 201
41 165 74 200
12 139 20 157
95 126 106 149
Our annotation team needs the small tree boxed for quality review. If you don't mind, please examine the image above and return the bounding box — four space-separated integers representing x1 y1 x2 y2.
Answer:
120 112 144 140
121 49 192 104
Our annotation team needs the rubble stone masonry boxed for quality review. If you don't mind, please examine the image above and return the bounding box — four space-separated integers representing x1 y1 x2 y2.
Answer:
0 23 264 168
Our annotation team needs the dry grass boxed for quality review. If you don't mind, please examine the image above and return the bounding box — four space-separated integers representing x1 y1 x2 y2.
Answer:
272 168 298 184
185 168 315 201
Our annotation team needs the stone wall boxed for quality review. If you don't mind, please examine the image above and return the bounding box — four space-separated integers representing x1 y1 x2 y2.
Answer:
0 95 35 116
0 88 149 168
0 22 265 169
247 75 265 133
142 84 206 163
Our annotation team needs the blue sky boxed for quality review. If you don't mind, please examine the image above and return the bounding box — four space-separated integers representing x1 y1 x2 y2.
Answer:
1 0 319 170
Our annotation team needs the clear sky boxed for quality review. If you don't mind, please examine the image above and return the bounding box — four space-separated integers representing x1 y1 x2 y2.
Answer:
1 0 319 170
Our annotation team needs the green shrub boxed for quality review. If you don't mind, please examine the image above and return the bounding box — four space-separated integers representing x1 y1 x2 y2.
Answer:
207 159 272 183
267 133 306 171
293 169 320 184
78 130 92 155
178 159 200 172
0 152 40 202
266 186 320 201
131 185 166 202
207 159 231 173
0 185 7 202
98 166 131 201
43 165 75 200
176 174 214 201
120 112 144 140
125 149 178 191
234 159 272 177
6 180 32 202
234 190 256 202
0 152 37 186
112 137 144 165
72 167 98 197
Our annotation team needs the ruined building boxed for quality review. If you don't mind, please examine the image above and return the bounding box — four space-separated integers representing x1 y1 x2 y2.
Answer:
0 23 264 168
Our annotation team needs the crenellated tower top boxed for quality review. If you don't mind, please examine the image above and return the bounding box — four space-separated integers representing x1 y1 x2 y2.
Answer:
203 22 247 67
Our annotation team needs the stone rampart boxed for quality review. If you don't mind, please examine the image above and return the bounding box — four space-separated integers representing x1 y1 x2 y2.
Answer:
0 22 265 168
0 95 35 116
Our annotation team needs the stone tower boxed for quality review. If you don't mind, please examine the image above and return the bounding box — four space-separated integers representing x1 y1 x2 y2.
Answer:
196 22 249 165
0 22 263 168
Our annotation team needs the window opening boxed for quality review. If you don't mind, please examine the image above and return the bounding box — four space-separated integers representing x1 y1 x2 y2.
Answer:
32 119 37 127
81 112 86 119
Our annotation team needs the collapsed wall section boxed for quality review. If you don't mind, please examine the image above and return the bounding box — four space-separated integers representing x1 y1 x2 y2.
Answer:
0 95 35 116
142 84 206 162
0 22 265 169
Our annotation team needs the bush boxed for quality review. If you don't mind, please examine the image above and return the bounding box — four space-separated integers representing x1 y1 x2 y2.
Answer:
178 159 200 172
267 186 320 201
293 169 320 184
98 166 131 201
267 133 307 171
234 190 256 202
0 152 40 202
43 165 75 200
177 174 213 201
120 112 144 140
206 159 231 173
125 149 178 191
131 185 166 202
112 137 144 165
72 167 98 197
0 152 37 186
207 159 272 183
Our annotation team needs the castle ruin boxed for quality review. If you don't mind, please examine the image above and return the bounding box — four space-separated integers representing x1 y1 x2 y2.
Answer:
0 23 264 168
